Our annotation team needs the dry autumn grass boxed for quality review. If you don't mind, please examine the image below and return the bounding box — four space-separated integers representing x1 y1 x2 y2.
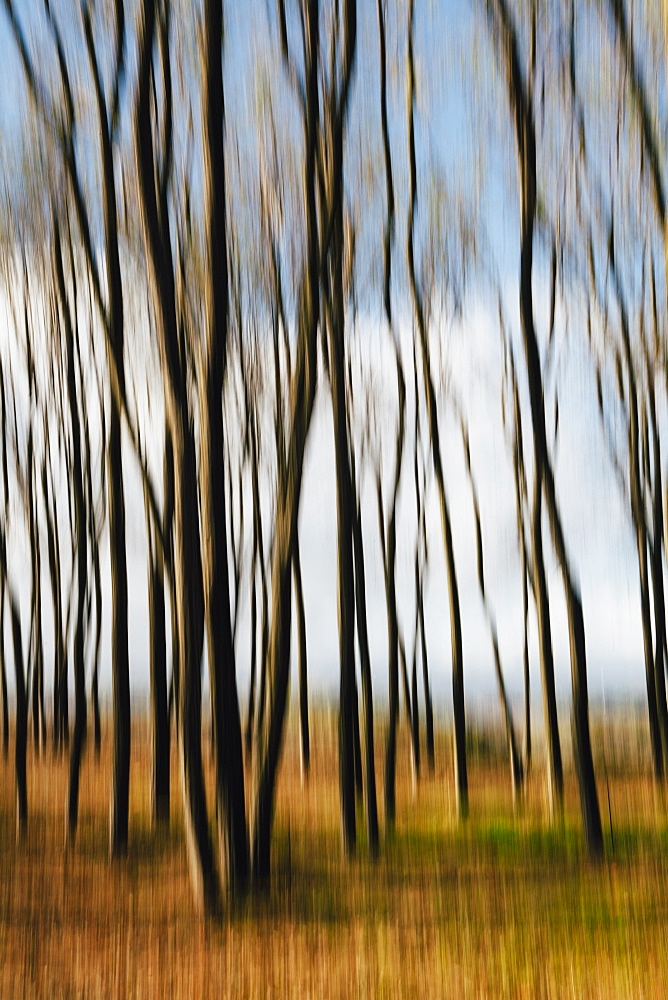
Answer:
0 704 667 999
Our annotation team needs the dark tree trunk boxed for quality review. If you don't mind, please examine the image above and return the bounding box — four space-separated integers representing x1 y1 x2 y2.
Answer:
245 422 262 758
175 417 220 913
252 0 357 885
410 641 420 782
91 540 102 758
252 549 293 882
352 675 363 801
163 429 178 735
44 467 66 754
254 569 270 748
53 222 87 846
487 0 602 855
329 260 357 855
351 493 379 854
0 579 8 759
648 388 668 768
78 0 132 858
604 0 668 772
379 471 400 831
521 545 531 772
9 594 27 839
530 364 563 812
293 535 310 781
201 0 249 895
418 601 434 771
246 567 258 758
136 0 220 915
406 0 467 818
27 434 45 755
148 511 169 826
108 412 130 857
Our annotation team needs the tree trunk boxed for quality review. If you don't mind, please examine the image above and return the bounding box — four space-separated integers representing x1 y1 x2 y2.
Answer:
108 411 130 857
136 0 221 914
418 602 435 772
246 568 258 758
175 416 220 913
251 0 342 885
410 640 420 783
148 529 169 826
91 539 102 758
352 494 379 854
352 676 363 801
648 392 668 769
531 469 563 812
521 544 531 772
0 579 8 759
293 536 310 782
487 0 602 854
329 260 357 855
201 0 249 895
379 472 400 831
252 545 294 882
28 434 45 755
53 222 88 846
9 594 27 839
406 0 466 818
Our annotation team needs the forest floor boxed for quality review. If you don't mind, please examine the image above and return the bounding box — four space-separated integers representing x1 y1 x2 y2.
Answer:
0 704 666 999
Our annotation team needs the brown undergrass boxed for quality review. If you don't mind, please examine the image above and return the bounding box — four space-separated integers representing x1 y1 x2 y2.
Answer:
1 705 667 998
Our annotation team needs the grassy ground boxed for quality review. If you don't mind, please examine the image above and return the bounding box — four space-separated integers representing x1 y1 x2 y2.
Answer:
0 706 667 998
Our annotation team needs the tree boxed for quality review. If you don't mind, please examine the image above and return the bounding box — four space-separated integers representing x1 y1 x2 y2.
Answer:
135 0 220 913
484 0 603 856
3 0 132 855
406 0 468 819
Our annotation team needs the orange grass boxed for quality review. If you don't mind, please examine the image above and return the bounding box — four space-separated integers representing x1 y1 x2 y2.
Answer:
1 705 667 999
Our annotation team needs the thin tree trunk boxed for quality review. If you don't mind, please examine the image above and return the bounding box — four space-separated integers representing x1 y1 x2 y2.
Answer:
9 592 27 839
246 566 258 758
329 260 357 855
0 577 8 759
488 0 602 854
254 555 270 749
410 638 420 782
201 0 249 894
136 0 220 913
252 0 357 884
245 419 261 757
378 472 400 830
521 559 531 772
79 0 132 858
0 519 28 836
150 548 170 825
463 424 523 797
108 404 130 857
163 427 178 735
293 534 310 782
418 599 434 771
252 546 294 881
91 538 102 758
648 388 668 767
532 453 563 811
53 222 87 845
145 481 169 826
352 675 363 801
26 431 45 755
406 0 466 817
352 493 379 854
